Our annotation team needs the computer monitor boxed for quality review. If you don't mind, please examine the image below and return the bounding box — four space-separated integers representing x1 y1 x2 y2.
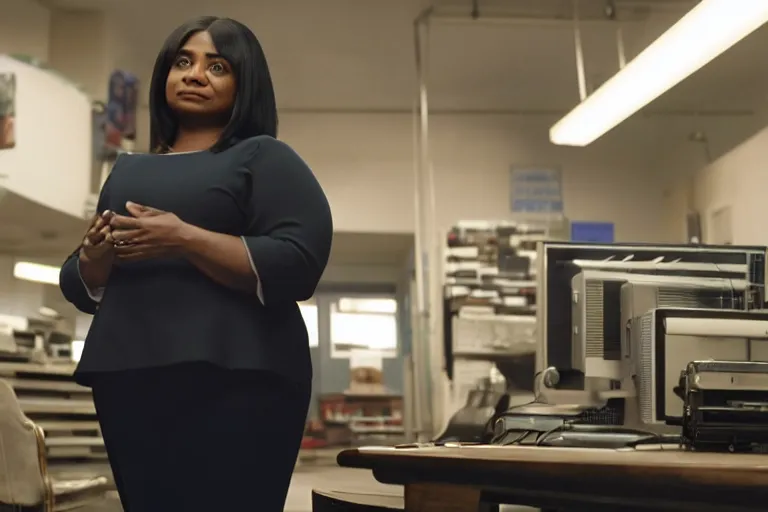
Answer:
536 242 767 388
571 269 749 381
629 307 768 426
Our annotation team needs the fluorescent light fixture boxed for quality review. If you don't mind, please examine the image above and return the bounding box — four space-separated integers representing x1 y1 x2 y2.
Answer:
550 0 768 146
13 262 61 286
38 306 60 319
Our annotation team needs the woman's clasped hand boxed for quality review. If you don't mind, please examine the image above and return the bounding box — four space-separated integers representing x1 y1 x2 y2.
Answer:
85 201 189 263
80 209 115 264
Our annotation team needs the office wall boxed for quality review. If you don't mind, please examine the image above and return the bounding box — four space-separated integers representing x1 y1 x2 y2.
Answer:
658 102 768 247
0 56 92 218
130 106 672 241
304 113 667 241
669 122 768 246
0 4 113 99
48 10 111 102
0 0 50 62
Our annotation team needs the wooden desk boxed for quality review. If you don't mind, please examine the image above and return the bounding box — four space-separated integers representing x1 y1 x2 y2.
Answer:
337 445 768 511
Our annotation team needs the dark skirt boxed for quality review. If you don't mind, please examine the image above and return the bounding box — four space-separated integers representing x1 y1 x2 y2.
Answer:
90 363 310 512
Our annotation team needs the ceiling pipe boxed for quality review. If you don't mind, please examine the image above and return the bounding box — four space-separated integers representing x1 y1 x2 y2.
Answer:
418 0 686 27
572 0 589 101
411 4 435 441
471 0 480 19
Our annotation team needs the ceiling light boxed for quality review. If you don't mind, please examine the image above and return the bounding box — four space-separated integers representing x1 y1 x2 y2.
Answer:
38 306 60 319
13 262 61 286
550 0 768 146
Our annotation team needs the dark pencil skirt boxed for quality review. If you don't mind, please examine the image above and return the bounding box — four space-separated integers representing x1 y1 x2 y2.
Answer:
89 362 310 512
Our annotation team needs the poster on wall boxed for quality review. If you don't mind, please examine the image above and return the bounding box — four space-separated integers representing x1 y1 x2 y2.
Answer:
509 166 564 214
0 73 16 150
105 70 139 152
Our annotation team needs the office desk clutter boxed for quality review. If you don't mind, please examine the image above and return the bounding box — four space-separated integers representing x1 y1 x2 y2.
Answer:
488 241 768 452
679 360 768 451
327 240 768 511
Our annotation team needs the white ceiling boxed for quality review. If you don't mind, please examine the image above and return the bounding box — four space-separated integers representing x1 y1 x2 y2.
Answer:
39 0 768 116
0 190 87 258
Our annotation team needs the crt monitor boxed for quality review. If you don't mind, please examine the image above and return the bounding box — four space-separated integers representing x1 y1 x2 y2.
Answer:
536 242 767 388
630 307 768 425
571 269 748 380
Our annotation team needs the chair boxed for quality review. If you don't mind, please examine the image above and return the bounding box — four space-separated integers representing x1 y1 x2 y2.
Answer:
312 488 403 511
0 379 108 511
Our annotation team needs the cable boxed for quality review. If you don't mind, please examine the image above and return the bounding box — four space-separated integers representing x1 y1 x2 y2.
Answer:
486 401 537 445
535 423 666 447
484 368 547 443
499 430 532 446
626 434 681 449
536 422 573 446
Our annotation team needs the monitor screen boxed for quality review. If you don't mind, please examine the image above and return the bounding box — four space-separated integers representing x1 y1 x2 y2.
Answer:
537 242 766 377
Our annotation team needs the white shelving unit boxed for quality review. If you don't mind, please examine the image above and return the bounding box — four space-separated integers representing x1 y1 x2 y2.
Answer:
443 220 566 413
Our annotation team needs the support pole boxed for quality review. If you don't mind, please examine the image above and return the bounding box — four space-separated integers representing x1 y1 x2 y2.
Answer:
413 11 435 439
616 24 627 69
572 0 588 101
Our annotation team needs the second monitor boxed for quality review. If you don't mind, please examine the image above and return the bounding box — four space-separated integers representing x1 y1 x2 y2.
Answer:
536 241 766 389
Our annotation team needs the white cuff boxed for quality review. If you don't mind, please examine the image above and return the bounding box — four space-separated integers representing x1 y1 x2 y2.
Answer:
77 259 105 303
241 236 266 305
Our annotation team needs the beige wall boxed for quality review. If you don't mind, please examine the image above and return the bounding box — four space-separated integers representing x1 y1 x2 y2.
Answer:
0 0 50 62
123 86 673 242
48 10 111 102
0 56 93 218
280 112 669 240
671 122 768 246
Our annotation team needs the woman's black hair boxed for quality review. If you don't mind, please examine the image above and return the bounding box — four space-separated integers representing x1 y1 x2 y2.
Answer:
148 16 278 153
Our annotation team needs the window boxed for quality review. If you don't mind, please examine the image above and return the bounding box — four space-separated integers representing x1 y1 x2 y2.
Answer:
299 302 319 348
71 340 85 363
330 297 398 358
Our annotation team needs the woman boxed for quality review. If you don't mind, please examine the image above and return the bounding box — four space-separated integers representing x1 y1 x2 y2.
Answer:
59 16 333 512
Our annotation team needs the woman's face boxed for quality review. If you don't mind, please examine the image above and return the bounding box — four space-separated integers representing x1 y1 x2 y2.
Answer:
165 31 236 120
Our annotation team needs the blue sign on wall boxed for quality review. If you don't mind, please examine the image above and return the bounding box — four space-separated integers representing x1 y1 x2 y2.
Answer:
571 221 615 243
510 167 564 213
